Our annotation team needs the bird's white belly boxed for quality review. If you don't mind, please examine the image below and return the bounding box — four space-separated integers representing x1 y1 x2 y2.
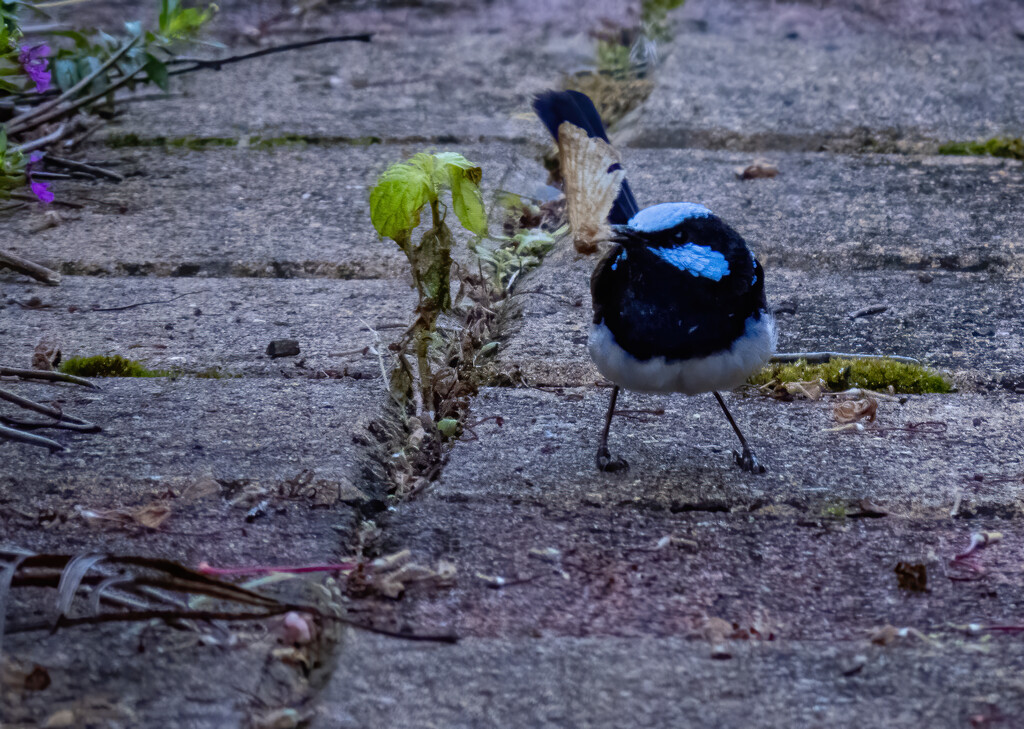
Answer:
588 313 777 395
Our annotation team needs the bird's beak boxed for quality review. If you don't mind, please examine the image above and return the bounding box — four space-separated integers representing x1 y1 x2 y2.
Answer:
609 225 639 246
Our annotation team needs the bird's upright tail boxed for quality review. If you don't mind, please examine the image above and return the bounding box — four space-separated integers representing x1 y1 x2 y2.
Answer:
532 90 640 253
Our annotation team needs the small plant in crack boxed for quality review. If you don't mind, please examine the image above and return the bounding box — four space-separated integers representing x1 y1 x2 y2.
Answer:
369 151 487 419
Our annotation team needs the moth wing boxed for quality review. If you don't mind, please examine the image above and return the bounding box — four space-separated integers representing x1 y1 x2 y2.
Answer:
557 122 625 254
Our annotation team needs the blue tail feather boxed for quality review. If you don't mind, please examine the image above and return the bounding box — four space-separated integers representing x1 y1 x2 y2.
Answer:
532 90 639 225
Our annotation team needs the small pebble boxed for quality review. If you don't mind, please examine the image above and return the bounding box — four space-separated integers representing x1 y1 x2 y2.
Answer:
267 339 300 358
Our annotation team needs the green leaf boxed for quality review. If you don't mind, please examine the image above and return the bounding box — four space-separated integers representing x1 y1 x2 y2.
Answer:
436 418 459 438
53 57 78 91
144 53 169 91
432 152 486 236
0 76 20 92
369 162 433 241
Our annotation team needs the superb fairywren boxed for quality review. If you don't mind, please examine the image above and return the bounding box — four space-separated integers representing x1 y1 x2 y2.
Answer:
533 90 776 473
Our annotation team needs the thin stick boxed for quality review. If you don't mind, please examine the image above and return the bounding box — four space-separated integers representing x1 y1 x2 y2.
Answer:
12 64 146 135
15 123 68 154
7 35 140 133
88 292 191 312
44 154 124 182
0 367 97 388
0 250 61 285
771 352 922 365
8 192 84 209
0 422 64 451
0 388 99 431
165 34 373 77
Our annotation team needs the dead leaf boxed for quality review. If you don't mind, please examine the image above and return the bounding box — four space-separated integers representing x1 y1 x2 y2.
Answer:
852 498 888 518
180 475 221 502
77 502 171 530
772 379 827 400
43 710 76 728
736 160 779 180
894 562 928 592
834 397 878 424
32 340 61 371
24 664 51 691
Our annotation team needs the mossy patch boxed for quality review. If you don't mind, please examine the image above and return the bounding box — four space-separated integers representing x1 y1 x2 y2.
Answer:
59 355 169 378
938 137 1024 161
192 367 241 379
748 358 953 395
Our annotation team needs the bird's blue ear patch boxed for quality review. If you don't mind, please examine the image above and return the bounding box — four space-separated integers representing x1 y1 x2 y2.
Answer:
651 243 730 281
628 202 711 233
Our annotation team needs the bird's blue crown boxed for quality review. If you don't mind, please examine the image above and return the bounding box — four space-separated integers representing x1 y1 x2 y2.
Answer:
628 203 711 233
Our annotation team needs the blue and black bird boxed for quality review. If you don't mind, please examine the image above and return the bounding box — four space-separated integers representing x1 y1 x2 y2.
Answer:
533 89 776 473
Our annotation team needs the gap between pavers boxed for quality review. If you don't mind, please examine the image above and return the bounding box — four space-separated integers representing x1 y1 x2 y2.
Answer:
617 31 1024 151
312 632 1024 729
433 387 1023 515
0 277 416 377
497 248 1024 389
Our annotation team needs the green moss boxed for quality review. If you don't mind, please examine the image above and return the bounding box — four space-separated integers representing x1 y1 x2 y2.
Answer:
822 502 847 519
192 367 241 379
938 137 1024 161
748 358 952 394
59 355 169 378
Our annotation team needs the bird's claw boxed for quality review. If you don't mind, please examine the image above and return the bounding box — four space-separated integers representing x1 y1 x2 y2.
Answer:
733 448 766 474
596 447 629 473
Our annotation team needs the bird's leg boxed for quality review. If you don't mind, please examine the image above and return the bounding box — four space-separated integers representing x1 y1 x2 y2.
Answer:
712 391 766 474
596 385 629 473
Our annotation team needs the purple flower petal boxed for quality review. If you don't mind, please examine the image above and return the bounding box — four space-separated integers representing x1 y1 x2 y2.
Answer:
30 181 54 205
18 44 52 94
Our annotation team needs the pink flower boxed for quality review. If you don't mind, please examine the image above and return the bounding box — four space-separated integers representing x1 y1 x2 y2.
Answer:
26 152 53 205
18 44 52 94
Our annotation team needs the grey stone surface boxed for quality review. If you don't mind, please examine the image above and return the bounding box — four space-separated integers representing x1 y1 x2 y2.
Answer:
611 149 1024 272
618 33 1024 150
436 387 1023 515
354 502 1024 640
678 0 1024 41
0 276 415 376
497 247 1024 388
6 143 545 278
314 633 1024 729
98 33 581 142
0 378 383 563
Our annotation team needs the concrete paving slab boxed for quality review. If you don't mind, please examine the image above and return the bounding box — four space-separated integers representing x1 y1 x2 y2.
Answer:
367 501 1024 641
678 0 1024 42
0 276 415 377
98 33 582 143
618 32 1024 151
5 143 543 278
314 632 1024 729
497 250 1024 388
0 378 383 563
435 387 1023 515
612 149 1024 273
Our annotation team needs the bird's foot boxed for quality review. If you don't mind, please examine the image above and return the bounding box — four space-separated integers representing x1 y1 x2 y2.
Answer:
596 447 629 473
733 448 766 474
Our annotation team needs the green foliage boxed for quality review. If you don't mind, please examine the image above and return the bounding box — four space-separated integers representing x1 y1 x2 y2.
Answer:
59 354 169 378
369 151 487 416
471 228 556 290
938 137 1024 161
159 0 216 40
749 358 953 395
0 127 26 199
